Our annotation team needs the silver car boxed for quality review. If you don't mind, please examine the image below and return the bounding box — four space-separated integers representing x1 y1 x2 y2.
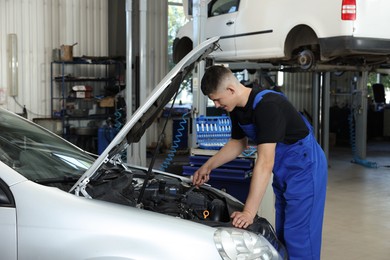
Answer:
0 37 286 260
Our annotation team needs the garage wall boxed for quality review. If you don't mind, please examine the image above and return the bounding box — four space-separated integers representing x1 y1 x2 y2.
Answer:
283 72 313 115
0 0 108 118
136 0 169 151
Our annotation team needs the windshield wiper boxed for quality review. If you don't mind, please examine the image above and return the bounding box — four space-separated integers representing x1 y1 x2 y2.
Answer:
34 176 80 185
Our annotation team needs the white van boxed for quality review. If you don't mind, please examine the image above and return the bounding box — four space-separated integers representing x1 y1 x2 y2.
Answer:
173 0 390 69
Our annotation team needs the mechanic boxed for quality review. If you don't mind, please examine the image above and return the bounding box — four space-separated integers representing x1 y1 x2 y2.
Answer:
192 65 327 260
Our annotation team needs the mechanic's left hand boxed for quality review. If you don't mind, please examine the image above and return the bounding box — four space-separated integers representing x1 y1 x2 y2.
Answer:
231 211 254 228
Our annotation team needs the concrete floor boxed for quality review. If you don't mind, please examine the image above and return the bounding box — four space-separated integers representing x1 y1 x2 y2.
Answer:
322 141 390 259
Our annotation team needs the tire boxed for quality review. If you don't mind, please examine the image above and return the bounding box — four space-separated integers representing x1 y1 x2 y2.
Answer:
172 37 193 64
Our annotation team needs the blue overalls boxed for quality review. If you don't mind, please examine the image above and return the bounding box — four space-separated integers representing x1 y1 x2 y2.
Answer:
239 90 327 260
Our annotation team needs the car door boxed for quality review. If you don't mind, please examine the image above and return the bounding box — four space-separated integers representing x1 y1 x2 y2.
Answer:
233 0 284 60
0 178 17 259
205 0 239 59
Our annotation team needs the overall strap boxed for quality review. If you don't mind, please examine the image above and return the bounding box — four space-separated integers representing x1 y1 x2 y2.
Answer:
253 89 285 109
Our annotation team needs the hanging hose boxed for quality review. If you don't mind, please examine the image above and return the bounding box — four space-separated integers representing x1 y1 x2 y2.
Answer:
241 146 257 157
159 111 190 171
348 107 378 168
114 108 126 159
102 109 123 145
114 109 123 131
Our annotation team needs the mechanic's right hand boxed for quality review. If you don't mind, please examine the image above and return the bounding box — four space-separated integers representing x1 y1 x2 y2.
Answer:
192 166 211 187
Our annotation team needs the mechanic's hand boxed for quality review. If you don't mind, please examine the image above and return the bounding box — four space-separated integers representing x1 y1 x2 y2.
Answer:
192 166 211 187
231 211 254 229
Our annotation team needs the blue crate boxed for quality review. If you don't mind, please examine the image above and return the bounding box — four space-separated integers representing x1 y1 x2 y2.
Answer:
182 166 251 203
196 115 231 150
207 176 251 203
189 155 254 170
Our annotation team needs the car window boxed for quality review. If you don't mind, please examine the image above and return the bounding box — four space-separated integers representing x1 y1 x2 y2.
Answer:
209 0 240 17
0 110 95 182
0 179 14 207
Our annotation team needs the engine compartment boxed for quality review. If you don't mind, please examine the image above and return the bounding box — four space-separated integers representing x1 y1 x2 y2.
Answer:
86 167 232 223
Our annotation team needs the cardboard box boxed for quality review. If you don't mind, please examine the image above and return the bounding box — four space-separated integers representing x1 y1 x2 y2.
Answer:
60 45 73 61
99 97 115 107
76 91 92 99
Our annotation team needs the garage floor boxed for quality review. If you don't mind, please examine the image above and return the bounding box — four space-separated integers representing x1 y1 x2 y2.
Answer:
155 140 390 259
322 140 390 260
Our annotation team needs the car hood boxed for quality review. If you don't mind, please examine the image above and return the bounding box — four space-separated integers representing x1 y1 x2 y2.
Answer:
70 37 220 195
13 180 223 260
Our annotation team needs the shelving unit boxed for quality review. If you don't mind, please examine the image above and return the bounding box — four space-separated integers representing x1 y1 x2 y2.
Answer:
50 56 125 153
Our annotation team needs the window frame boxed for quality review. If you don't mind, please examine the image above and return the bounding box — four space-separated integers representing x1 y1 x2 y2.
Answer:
208 0 240 18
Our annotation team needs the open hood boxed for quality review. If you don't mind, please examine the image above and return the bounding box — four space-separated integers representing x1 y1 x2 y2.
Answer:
70 37 220 196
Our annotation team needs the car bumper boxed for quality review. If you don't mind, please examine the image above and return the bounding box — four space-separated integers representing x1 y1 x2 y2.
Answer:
320 36 390 58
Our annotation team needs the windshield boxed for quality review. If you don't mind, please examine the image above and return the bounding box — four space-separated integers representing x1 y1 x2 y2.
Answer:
0 109 94 181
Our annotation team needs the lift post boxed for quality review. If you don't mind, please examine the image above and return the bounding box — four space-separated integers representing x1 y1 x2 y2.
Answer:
321 72 330 163
312 72 320 141
354 71 369 159
191 0 208 148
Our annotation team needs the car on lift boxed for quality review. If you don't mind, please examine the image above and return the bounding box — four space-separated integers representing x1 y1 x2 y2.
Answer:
173 0 390 70
0 37 287 260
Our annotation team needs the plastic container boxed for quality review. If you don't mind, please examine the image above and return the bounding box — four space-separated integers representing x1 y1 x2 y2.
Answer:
98 127 118 155
189 155 254 170
207 176 251 203
196 115 231 150
183 155 254 203
183 165 252 180
182 166 251 203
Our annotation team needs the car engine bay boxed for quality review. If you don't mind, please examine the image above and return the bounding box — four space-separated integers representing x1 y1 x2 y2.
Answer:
86 166 233 223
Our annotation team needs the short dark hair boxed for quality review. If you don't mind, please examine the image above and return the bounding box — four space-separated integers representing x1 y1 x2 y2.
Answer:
201 65 232 96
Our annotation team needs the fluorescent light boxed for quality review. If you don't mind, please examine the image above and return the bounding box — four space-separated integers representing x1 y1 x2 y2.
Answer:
7 33 18 97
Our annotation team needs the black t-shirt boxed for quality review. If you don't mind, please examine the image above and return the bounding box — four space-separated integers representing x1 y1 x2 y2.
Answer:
230 88 309 145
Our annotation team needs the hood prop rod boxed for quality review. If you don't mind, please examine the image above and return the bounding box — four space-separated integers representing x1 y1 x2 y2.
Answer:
136 90 180 205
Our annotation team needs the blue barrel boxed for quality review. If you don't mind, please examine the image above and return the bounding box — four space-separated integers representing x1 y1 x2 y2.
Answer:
98 127 118 155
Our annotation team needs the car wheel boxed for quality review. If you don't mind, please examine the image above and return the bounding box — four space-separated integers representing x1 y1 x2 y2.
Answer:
297 49 315 70
172 37 193 64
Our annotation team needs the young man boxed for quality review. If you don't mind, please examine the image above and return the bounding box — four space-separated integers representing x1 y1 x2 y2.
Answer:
192 65 327 260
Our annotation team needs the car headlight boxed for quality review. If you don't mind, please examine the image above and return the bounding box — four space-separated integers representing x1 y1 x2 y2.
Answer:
214 228 282 260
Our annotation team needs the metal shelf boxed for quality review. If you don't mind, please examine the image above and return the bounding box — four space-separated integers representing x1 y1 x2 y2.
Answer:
50 57 125 144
